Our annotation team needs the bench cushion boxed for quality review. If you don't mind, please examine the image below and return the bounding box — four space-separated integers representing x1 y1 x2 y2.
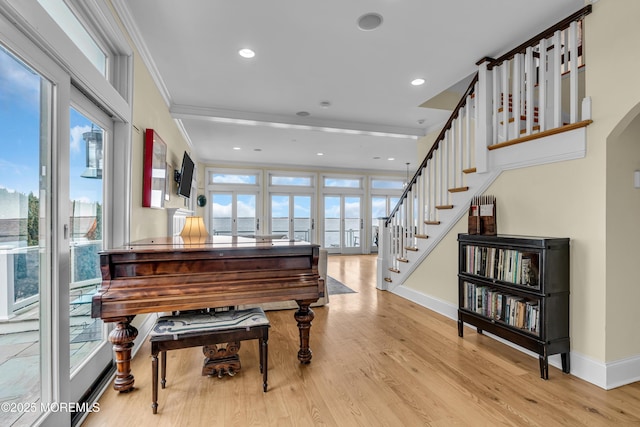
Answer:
150 307 269 339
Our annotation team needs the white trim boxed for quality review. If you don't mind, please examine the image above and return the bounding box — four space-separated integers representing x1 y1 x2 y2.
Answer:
110 0 172 107
391 268 640 390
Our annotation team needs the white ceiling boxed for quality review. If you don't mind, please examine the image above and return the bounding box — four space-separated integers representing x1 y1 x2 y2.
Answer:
115 0 586 174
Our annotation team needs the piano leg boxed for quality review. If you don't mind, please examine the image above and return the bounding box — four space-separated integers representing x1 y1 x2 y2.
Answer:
294 301 315 364
109 316 138 392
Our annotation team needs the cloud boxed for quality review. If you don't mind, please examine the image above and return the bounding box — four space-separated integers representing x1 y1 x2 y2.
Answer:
0 48 40 110
70 125 92 153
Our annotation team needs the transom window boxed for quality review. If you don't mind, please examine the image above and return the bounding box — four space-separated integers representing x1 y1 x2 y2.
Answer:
371 178 405 190
270 174 313 187
211 172 259 185
37 0 107 75
323 176 362 189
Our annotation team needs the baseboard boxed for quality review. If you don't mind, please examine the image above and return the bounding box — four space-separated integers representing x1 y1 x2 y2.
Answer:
391 285 639 390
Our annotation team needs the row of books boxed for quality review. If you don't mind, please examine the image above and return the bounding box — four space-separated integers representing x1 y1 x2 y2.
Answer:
463 245 539 286
462 282 540 335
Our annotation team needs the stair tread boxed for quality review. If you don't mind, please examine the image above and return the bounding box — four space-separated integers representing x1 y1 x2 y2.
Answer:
397 257 409 263
435 205 454 210
415 234 429 239
449 186 469 193
424 220 441 225
405 246 419 251
388 268 400 273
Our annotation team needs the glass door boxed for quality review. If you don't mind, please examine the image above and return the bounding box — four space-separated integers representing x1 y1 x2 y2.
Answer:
211 192 258 236
370 195 399 253
323 195 363 254
0 45 52 427
67 104 113 402
270 194 313 242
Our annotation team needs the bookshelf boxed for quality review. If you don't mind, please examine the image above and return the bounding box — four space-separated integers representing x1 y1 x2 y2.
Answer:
457 234 570 379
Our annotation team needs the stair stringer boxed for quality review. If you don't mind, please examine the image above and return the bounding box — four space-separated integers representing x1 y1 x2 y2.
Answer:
385 168 501 292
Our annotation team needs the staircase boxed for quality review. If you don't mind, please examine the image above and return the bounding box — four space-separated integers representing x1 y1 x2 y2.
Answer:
377 5 593 292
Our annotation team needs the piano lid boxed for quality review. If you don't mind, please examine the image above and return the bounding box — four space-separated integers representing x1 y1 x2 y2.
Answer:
102 235 319 254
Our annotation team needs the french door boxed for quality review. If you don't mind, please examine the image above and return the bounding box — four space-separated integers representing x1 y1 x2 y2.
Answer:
210 192 259 236
269 194 314 242
323 195 363 254
370 195 400 253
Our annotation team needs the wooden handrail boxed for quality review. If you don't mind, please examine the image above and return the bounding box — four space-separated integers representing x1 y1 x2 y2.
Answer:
487 5 592 68
386 73 478 225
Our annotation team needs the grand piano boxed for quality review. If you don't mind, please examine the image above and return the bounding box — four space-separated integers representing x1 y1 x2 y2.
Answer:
91 235 323 392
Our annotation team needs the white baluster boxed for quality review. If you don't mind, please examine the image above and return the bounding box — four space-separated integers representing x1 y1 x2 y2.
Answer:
501 61 509 142
457 108 463 184
444 133 449 204
538 37 547 132
465 95 472 169
525 46 535 135
552 30 562 128
451 121 457 189
569 20 579 123
512 53 523 138
438 146 443 207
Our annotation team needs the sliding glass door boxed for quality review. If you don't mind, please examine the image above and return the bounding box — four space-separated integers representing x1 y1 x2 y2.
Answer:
0 44 52 427
67 103 113 403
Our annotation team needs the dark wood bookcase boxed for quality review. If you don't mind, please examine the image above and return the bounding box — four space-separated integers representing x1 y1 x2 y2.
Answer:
457 233 570 379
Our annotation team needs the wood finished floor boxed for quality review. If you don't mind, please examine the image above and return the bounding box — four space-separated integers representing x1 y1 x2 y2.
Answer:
83 254 640 426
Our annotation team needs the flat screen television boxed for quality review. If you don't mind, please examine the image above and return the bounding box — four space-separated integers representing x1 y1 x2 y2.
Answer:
176 151 195 198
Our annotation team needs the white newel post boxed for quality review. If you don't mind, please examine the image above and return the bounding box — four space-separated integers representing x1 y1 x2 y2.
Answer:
0 249 15 320
476 59 493 173
376 218 389 290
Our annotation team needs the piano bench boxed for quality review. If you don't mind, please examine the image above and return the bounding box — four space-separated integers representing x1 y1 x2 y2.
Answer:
149 307 270 414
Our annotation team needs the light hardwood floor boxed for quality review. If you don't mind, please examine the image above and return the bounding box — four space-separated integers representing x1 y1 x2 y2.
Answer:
83 254 640 426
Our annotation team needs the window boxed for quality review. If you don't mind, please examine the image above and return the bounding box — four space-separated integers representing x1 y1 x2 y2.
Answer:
38 0 107 75
323 176 362 189
371 178 404 190
211 172 259 185
270 174 313 187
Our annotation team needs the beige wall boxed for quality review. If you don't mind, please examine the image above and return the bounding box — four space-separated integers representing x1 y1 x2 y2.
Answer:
126 39 193 241
405 0 640 365
592 0 640 362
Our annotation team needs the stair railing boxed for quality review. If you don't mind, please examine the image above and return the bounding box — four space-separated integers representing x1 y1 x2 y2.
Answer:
383 73 479 276
380 5 592 285
483 5 592 148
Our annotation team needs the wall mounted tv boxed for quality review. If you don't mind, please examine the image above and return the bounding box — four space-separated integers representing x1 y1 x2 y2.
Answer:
176 151 195 198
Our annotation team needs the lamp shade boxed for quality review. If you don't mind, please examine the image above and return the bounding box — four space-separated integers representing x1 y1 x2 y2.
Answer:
180 216 208 238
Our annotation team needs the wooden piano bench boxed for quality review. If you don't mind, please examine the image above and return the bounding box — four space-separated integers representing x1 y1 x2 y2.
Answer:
149 307 270 414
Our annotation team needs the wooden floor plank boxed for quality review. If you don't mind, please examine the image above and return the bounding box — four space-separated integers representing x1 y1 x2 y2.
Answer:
83 254 640 427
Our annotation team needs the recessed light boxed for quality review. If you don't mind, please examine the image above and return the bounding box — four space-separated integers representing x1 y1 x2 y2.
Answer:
233 147 241 150
254 148 262 152
388 157 395 161
317 152 324 156
319 101 331 109
357 13 383 31
411 78 426 86
373 156 381 160
296 111 310 117
238 48 255 58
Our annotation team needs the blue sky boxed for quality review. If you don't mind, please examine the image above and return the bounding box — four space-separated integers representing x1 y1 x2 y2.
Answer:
0 45 102 203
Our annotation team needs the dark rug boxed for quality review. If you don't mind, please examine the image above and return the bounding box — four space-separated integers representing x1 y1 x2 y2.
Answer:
327 276 356 295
